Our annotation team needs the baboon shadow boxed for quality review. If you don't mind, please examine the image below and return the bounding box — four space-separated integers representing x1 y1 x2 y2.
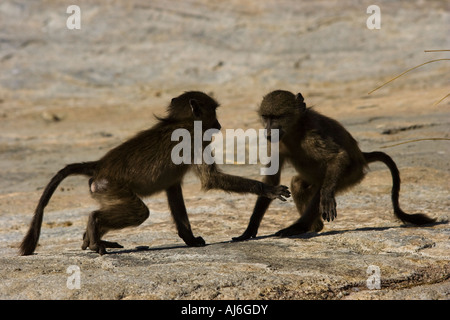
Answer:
105 220 445 254
268 219 446 240
107 244 190 254
105 236 272 255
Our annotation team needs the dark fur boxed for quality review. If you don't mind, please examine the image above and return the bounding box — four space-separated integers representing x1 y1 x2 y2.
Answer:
233 90 435 240
20 91 290 255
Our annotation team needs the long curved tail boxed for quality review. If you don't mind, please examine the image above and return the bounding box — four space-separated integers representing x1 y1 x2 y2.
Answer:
363 152 435 225
20 161 98 255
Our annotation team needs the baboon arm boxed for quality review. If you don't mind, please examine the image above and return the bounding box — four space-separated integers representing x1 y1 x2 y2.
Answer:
193 162 289 201
302 133 347 197
319 151 349 221
321 151 349 192
166 184 192 236
258 151 284 187
166 184 205 246
194 163 264 194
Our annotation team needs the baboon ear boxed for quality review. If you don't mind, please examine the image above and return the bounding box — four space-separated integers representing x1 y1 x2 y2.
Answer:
189 99 202 118
295 93 306 112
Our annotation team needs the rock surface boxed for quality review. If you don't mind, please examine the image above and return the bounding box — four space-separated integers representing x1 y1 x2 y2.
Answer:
0 0 449 300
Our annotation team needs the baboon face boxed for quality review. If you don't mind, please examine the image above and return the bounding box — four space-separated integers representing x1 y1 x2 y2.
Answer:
189 98 221 131
169 91 221 131
259 90 306 140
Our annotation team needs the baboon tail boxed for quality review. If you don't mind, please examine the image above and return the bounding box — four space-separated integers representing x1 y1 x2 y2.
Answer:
19 161 98 256
363 152 435 225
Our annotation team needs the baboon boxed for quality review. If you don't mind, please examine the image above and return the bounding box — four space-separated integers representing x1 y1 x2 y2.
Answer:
233 90 435 240
20 91 290 255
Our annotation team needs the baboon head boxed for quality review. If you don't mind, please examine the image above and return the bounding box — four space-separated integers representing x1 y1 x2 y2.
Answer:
161 91 221 131
259 90 306 140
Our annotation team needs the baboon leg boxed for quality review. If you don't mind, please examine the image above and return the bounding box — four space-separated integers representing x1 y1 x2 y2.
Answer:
232 161 284 242
166 184 205 246
275 188 321 237
232 197 273 241
81 210 125 254
82 210 103 253
291 175 323 232
82 184 149 254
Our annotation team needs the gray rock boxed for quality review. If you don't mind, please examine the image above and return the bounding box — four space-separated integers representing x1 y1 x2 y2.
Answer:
0 0 448 300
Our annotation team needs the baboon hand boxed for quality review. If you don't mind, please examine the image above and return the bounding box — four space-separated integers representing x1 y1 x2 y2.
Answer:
320 194 337 222
232 229 257 242
262 184 291 201
184 236 206 247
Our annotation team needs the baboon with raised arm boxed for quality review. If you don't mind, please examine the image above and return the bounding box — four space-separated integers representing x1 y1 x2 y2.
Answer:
233 90 435 241
20 91 290 255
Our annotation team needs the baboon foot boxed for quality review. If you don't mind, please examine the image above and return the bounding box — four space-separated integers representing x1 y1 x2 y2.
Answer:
311 219 324 232
275 223 308 237
232 229 256 242
82 232 123 255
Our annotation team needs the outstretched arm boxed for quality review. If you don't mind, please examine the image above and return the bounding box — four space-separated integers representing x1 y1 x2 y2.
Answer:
319 150 349 222
193 162 290 201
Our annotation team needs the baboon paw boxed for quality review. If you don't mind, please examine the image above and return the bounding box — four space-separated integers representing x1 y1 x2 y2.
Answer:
186 236 206 247
274 228 291 237
98 245 107 255
275 225 307 237
320 197 337 222
311 219 324 232
83 242 108 255
85 242 102 254
263 184 291 201
232 231 256 242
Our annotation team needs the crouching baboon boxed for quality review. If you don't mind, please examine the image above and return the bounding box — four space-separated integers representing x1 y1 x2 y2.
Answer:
233 90 435 241
20 91 290 255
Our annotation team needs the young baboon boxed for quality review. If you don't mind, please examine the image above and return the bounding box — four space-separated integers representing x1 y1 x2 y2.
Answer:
20 91 290 255
233 90 435 241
